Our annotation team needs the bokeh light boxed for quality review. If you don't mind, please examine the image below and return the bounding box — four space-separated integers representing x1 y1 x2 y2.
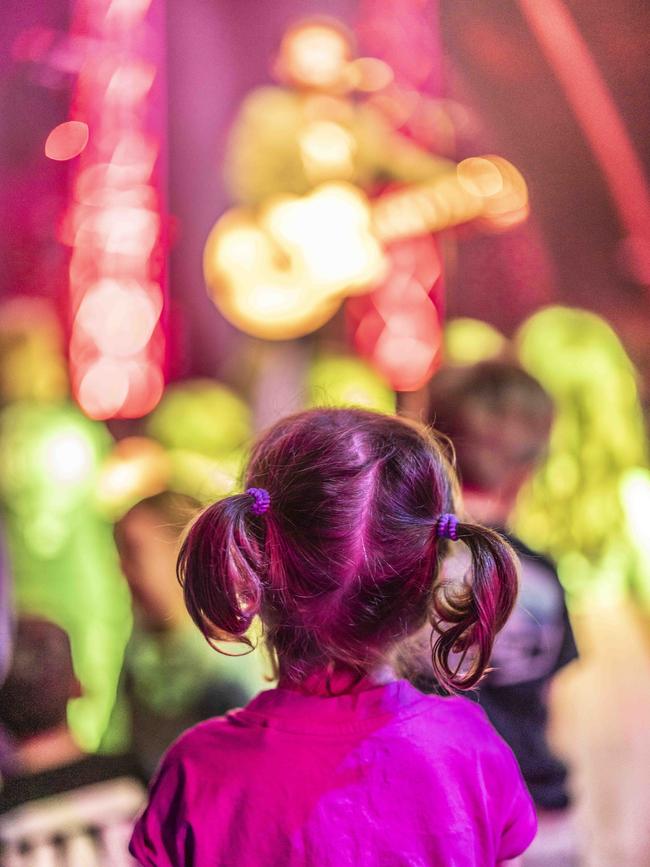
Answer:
348 236 443 391
146 380 251 458
146 381 252 503
278 19 353 91
63 0 166 421
0 402 130 750
457 157 504 198
45 121 89 161
96 437 170 519
73 279 163 358
308 354 396 412
0 298 68 404
444 318 508 365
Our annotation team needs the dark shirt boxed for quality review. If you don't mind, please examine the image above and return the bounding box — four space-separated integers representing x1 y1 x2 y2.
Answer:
478 531 578 809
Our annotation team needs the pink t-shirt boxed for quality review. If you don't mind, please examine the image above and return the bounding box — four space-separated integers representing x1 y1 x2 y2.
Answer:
131 680 536 866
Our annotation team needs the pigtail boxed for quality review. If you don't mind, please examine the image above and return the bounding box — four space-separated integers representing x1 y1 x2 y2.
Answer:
177 494 264 650
431 523 518 692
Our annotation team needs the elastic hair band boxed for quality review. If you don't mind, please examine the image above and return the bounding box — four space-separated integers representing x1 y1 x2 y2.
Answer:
435 513 459 542
246 487 270 516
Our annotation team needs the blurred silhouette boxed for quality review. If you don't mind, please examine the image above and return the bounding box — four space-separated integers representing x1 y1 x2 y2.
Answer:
0 526 11 686
0 617 144 865
113 493 265 776
426 360 578 810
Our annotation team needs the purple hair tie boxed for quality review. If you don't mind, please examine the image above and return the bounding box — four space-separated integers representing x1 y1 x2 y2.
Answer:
435 513 459 542
246 487 270 516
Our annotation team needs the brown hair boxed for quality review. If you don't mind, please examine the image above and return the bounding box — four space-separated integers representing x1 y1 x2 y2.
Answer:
178 408 519 692
0 617 75 738
427 361 554 492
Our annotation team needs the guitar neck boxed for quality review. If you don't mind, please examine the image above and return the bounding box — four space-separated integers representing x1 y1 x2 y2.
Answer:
372 156 528 244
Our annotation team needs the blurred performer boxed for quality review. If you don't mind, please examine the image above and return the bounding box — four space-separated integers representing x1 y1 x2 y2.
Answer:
114 493 266 776
0 617 144 865
225 17 452 207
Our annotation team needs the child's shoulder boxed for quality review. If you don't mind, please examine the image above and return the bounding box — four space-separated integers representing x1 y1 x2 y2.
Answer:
157 713 237 771
419 691 496 730
412 692 517 758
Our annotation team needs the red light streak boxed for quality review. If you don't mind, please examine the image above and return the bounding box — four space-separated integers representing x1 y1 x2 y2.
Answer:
63 0 166 419
518 0 650 286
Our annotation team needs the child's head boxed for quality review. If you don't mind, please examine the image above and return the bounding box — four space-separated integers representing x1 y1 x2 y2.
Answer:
178 408 518 692
428 361 554 519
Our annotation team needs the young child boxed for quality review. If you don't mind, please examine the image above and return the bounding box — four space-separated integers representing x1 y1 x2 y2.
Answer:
130 407 536 866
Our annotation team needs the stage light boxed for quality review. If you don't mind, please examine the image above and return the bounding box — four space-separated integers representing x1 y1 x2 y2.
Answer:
0 403 106 508
106 62 156 105
41 429 95 485
118 358 165 419
45 121 89 161
372 331 439 392
479 156 529 230
105 0 153 25
0 298 68 403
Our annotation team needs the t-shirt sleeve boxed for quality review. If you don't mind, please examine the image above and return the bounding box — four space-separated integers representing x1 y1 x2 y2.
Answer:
496 748 538 861
554 599 579 673
130 744 194 866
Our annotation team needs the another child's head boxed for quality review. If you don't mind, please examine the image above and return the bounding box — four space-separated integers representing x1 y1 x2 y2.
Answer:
115 492 200 630
0 617 79 741
178 408 518 692
428 361 554 521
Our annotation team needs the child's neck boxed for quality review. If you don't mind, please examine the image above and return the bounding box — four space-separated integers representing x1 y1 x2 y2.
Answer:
280 664 397 695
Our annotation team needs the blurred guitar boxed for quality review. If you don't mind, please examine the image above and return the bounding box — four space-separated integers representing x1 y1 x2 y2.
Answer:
204 156 527 339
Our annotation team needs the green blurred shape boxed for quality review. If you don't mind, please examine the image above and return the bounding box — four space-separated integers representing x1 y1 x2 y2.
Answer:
0 402 131 749
444 318 507 366
147 380 252 458
308 354 396 412
167 449 245 504
514 306 648 602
